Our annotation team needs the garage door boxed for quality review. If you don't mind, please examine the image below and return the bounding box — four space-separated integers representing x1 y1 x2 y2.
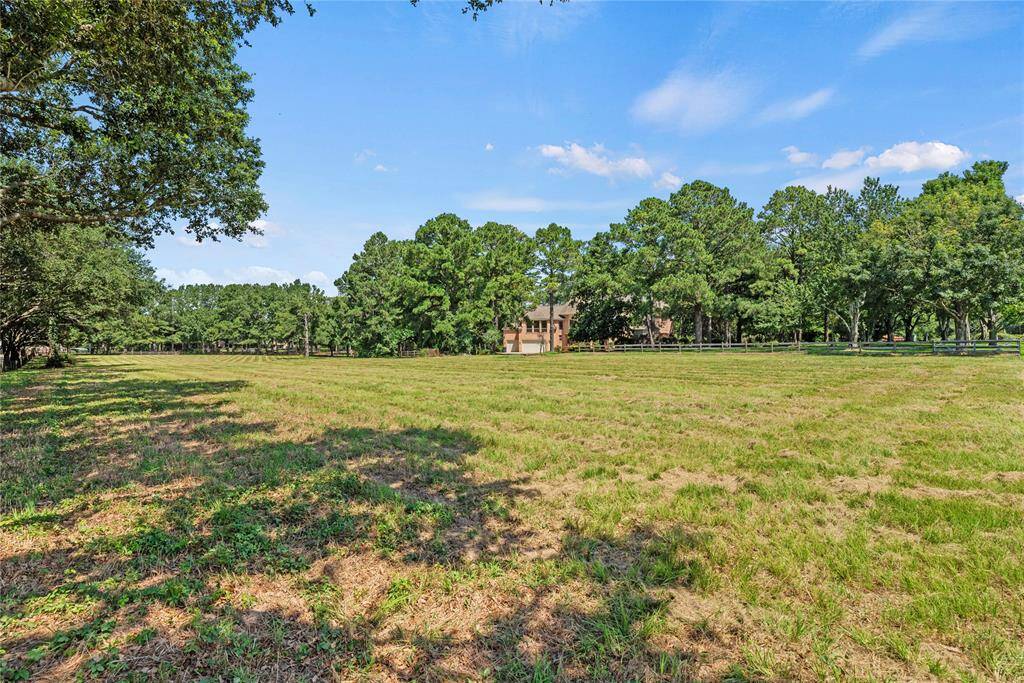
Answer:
520 342 543 354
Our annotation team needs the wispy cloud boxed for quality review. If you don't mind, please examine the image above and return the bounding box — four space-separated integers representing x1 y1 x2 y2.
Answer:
631 68 753 134
353 149 376 164
487 1 597 52
786 168 870 194
694 160 777 176
173 219 282 249
223 266 297 285
782 146 817 166
243 219 284 249
822 148 867 170
865 141 968 173
484 143 494 152
653 172 682 191
304 270 334 290
857 4 1005 59
758 88 835 123
175 235 203 248
155 263 332 289
355 150 393 173
155 267 215 286
538 142 653 180
462 191 628 213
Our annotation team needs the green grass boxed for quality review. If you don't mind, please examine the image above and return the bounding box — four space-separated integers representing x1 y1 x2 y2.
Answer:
1 352 1022 681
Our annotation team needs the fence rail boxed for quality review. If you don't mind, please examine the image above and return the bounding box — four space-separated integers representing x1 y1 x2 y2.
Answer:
569 339 1022 356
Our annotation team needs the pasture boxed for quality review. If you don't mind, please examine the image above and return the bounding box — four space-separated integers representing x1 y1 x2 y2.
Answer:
1 353 1022 681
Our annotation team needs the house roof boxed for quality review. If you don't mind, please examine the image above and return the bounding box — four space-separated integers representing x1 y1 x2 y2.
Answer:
524 303 576 321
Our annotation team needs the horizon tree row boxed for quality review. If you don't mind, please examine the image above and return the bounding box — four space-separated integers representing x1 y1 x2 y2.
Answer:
327 160 1023 354
573 162 1023 346
2 162 1021 368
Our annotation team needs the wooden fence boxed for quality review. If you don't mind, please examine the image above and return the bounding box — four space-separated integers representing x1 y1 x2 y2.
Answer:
569 339 1022 356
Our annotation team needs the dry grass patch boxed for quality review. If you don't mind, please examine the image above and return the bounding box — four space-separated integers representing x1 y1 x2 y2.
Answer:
2 352 1022 681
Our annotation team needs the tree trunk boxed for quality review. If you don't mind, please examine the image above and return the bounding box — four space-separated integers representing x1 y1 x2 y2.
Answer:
823 310 830 343
694 305 704 345
645 314 656 346
954 303 970 344
303 313 311 357
988 307 999 343
848 300 861 347
903 315 915 342
548 296 555 352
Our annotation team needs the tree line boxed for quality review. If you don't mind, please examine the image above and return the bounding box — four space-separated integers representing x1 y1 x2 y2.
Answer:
329 160 1023 355
6 161 1020 369
573 162 1023 348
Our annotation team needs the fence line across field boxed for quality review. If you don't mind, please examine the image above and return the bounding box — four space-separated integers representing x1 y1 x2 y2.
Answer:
72 339 1022 357
569 339 1022 356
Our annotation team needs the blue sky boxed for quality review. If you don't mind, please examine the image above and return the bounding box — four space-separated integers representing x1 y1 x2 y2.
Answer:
153 1 1024 292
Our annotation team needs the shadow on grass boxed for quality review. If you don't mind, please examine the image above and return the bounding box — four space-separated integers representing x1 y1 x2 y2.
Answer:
0 362 743 681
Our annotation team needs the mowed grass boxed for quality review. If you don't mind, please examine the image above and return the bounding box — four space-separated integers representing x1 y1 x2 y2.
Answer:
1 353 1022 681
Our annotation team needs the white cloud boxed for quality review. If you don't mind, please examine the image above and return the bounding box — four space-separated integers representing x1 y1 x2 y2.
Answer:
304 270 334 290
243 219 284 248
222 266 296 285
155 265 336 288
1015 194 1024 204
631 68 752 134
373 163 390 173
822 148 867 170
353 149 376 164
759 88 835 123
858 4 1003 59
242 234 269 248
782 145 817 166
538 142 653 179
175 235 203 248
484 143 494 152
462 192 627 213
865 141 968 173
654 172 682 191
155 268 216 287
786 168 868 194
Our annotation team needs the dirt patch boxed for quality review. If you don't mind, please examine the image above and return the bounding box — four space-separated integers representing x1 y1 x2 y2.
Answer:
645 468 743 493
832 474 892 495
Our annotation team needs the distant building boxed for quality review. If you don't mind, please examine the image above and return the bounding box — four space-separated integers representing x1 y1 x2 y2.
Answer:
502 303 675 353
631 316 673 343
503 303 575 353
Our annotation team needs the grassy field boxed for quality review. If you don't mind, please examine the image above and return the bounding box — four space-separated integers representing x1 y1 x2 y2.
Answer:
1 353 1022 682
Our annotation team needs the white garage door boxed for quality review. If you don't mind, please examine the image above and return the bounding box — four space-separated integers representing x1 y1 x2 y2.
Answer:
520 342 543 354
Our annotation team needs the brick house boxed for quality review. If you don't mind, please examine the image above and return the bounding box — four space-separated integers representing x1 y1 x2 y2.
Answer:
503 303 575 353
502 303 677 353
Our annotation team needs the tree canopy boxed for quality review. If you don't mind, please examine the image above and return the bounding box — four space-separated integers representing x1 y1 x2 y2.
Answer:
0 1 313 245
